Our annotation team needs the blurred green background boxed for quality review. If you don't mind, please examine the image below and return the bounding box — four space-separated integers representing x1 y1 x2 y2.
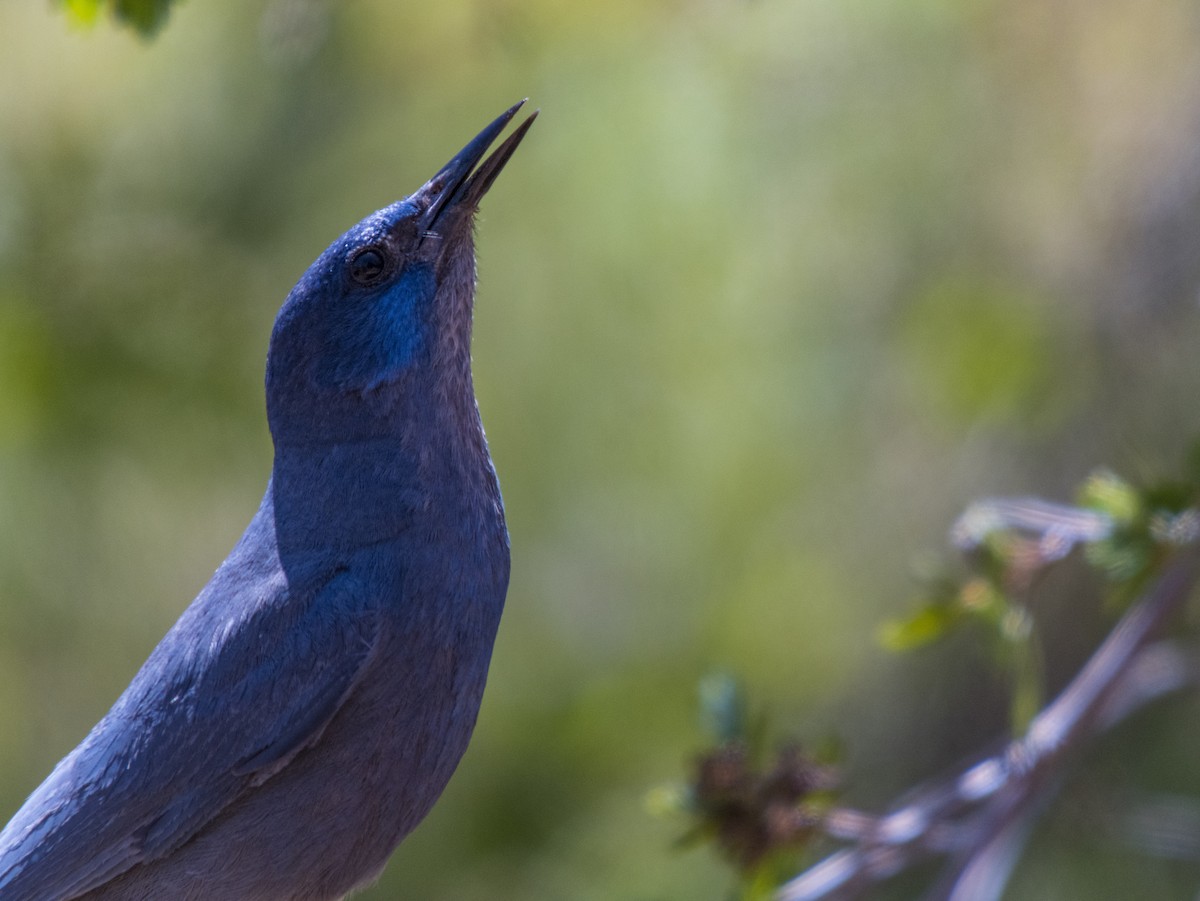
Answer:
2 1 1200 898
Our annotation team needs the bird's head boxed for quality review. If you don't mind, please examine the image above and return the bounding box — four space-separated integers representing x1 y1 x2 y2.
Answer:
265 101 535 445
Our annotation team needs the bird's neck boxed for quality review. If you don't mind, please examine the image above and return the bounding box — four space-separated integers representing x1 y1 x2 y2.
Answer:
269 395 502 553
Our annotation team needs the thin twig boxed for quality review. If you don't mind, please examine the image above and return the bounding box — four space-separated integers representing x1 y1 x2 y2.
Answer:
777 550 1200 901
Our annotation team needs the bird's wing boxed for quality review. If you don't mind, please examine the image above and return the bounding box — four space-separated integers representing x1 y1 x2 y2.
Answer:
0 562 380 901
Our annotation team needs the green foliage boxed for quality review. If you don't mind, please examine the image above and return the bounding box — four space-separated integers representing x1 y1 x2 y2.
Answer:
61 0 180 36
1080 469 1200 602
687 456 1200 897
5 2 1200 899
878 576 973 651
882 453 1200 735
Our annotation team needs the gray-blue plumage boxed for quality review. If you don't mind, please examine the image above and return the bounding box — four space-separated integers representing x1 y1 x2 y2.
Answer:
0 101 535 900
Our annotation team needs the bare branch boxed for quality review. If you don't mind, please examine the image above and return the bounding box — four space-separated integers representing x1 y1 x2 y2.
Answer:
777 549 1200 901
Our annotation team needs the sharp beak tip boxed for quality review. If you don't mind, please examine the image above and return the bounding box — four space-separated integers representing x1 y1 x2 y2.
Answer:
418 100 538 229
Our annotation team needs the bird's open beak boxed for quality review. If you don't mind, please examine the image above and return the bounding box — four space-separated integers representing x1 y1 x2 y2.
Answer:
418 100 538 234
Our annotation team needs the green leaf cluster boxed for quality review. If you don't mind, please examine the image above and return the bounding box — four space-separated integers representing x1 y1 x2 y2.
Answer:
61 0 179 36
882 454 1200 734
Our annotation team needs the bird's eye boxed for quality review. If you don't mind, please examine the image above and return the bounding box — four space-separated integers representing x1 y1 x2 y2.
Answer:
348 246 389 286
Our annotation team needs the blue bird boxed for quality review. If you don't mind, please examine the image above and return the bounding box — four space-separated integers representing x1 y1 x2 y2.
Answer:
0 100 535 900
